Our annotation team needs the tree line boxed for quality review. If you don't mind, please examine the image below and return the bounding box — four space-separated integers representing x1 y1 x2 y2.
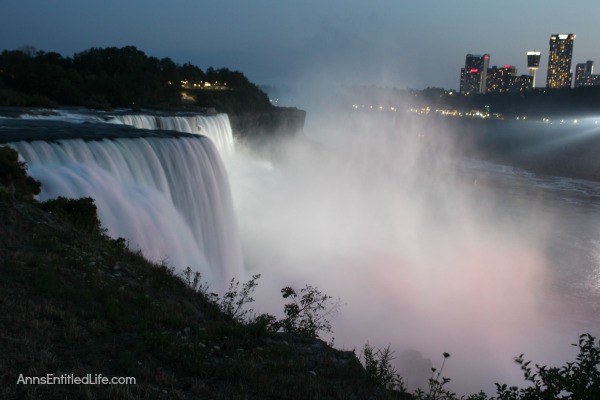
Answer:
0 45 273 113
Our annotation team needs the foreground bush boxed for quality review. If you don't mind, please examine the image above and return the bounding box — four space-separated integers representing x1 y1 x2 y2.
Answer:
41 196 103 235
494 333 600 400
272 284 341 338
363 343 406 391
405 333 600 400
0 146 41 200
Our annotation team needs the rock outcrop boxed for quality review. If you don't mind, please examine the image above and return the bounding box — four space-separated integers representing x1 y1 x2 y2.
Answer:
229 107 307 159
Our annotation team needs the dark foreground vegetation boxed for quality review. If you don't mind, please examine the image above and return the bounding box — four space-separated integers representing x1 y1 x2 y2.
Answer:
2 140 600 399
0 45 273 113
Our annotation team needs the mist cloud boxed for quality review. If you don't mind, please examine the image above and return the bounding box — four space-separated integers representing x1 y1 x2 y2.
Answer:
228 110 576 394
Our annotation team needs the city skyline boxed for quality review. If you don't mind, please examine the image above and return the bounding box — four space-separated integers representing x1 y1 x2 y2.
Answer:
459 33 593 94
2 1 600 100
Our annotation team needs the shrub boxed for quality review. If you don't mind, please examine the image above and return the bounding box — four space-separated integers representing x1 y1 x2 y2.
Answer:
495 333 600 400
219 274 261 322
181 266 212 296
41 196 103 235
0 146 41 200
182 269 262 323
180 271 342 338
272 284 341 338
245 312 278 338
362 342 406 391
413 352 458 400
404 334 600 399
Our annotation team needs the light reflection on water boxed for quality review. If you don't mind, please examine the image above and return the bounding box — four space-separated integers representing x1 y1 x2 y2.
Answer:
465 157 600 330
588 240 600 296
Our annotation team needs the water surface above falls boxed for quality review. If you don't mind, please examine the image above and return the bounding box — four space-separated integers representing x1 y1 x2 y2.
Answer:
0 115 197 143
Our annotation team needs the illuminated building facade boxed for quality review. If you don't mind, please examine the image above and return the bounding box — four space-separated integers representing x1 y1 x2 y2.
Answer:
486 65 533 93
574 61 600 87
527 51 541 87
546 34 575 89
459 53 490 95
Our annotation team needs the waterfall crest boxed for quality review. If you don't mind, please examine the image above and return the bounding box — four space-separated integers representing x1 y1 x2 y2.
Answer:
109 113 235 157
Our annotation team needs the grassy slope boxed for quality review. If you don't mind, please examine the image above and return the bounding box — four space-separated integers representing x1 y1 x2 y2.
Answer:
0 198 406 400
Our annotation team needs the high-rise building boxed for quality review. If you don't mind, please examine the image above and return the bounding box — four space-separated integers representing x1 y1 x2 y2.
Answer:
527 51 541 87
575 61 594 87
574 60 600 87
487 65 533 93
459 53 490 95
546 34 575 88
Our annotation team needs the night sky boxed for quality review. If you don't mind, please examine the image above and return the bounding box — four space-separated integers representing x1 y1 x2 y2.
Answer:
3 0 600 91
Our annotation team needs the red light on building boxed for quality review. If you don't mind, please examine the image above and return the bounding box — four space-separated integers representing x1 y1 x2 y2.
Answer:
503 65 511 69
469 68 479 73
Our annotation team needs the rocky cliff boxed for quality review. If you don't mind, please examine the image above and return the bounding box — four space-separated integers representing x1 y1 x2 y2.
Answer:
229 107 307 159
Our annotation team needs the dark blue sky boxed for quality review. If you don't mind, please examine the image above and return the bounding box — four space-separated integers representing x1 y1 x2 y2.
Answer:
2 0 599 91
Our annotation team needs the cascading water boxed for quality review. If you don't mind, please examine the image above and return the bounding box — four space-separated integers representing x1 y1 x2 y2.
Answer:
10 135 242 290
109 113 235 157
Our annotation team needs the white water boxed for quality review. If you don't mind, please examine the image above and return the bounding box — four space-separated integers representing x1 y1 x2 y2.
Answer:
10 136 242 290
108 113 235 157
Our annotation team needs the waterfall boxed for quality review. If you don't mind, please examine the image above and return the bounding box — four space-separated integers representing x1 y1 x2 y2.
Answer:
109 113 235 157
10 136 243 290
